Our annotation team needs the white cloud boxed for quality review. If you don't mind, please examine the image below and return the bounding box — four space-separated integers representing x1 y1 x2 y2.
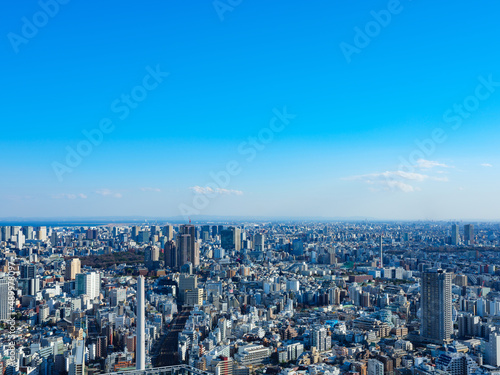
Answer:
217 188 244 195
481 163 493 167
189 186 243 196
366 180 416 193
415 159 450 169
345 170 446 183
95 189 122 198
140 187 161 192
344 169 447 192
53 193 87 200
387 180 416 193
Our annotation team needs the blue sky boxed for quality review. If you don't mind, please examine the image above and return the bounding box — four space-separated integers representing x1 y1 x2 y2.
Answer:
1 0 500 220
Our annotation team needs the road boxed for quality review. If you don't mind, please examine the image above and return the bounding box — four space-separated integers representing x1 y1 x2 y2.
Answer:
152 307 192 367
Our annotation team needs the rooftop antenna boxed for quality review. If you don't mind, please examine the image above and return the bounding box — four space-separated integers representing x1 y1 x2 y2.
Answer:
380 233 383 268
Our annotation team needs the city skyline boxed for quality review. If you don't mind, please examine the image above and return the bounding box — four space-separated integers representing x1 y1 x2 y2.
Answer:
0 220 499 373
3 2 500 375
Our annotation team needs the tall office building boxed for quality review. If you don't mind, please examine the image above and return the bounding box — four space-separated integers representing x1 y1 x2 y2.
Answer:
50 231 58 246
150 225 161 236
20 264 37 279
235 227 242 251
164 240 178 269
0 278 11 320
65 258 81 281
451 224 460 246
179 274 197 304
11 226 21 237
86 228 98 240
421 269 453 344
136 276 146 370
486 331 500 367
132 226 140 241
16 231 25 249
144 246 160 270
163 225 173 240
95 336 108 358
1 226 11 242
22 226 33 240
76 271 101 300
37 226 47 241
221 229 234 250
292 239 304 256
201 225 211 241
178 234 191 266
180 224 196 240
464 224 474 245
178 225 199 266
38 304 50 323
211 225 219 238
19 277 40 296
221 227 241 251
253 233 265 252
138 230 150 244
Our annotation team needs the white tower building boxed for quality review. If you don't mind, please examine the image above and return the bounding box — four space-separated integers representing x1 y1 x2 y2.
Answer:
380 235 383 268
136 276 146 370
486 332 500 367
421 269 453 344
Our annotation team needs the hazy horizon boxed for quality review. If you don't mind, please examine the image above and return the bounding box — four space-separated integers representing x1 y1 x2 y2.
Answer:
0 215 498 224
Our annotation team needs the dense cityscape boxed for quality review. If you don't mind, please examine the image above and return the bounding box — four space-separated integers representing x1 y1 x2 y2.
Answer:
4 2 500 375
0 221 500 375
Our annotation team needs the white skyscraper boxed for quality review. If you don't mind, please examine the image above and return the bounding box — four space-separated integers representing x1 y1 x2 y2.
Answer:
136 276 146 370
477 298 487 317
75 272 101 300
486 332 500 367
16 231 25 249
0 278 11 320
379 235 383 268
